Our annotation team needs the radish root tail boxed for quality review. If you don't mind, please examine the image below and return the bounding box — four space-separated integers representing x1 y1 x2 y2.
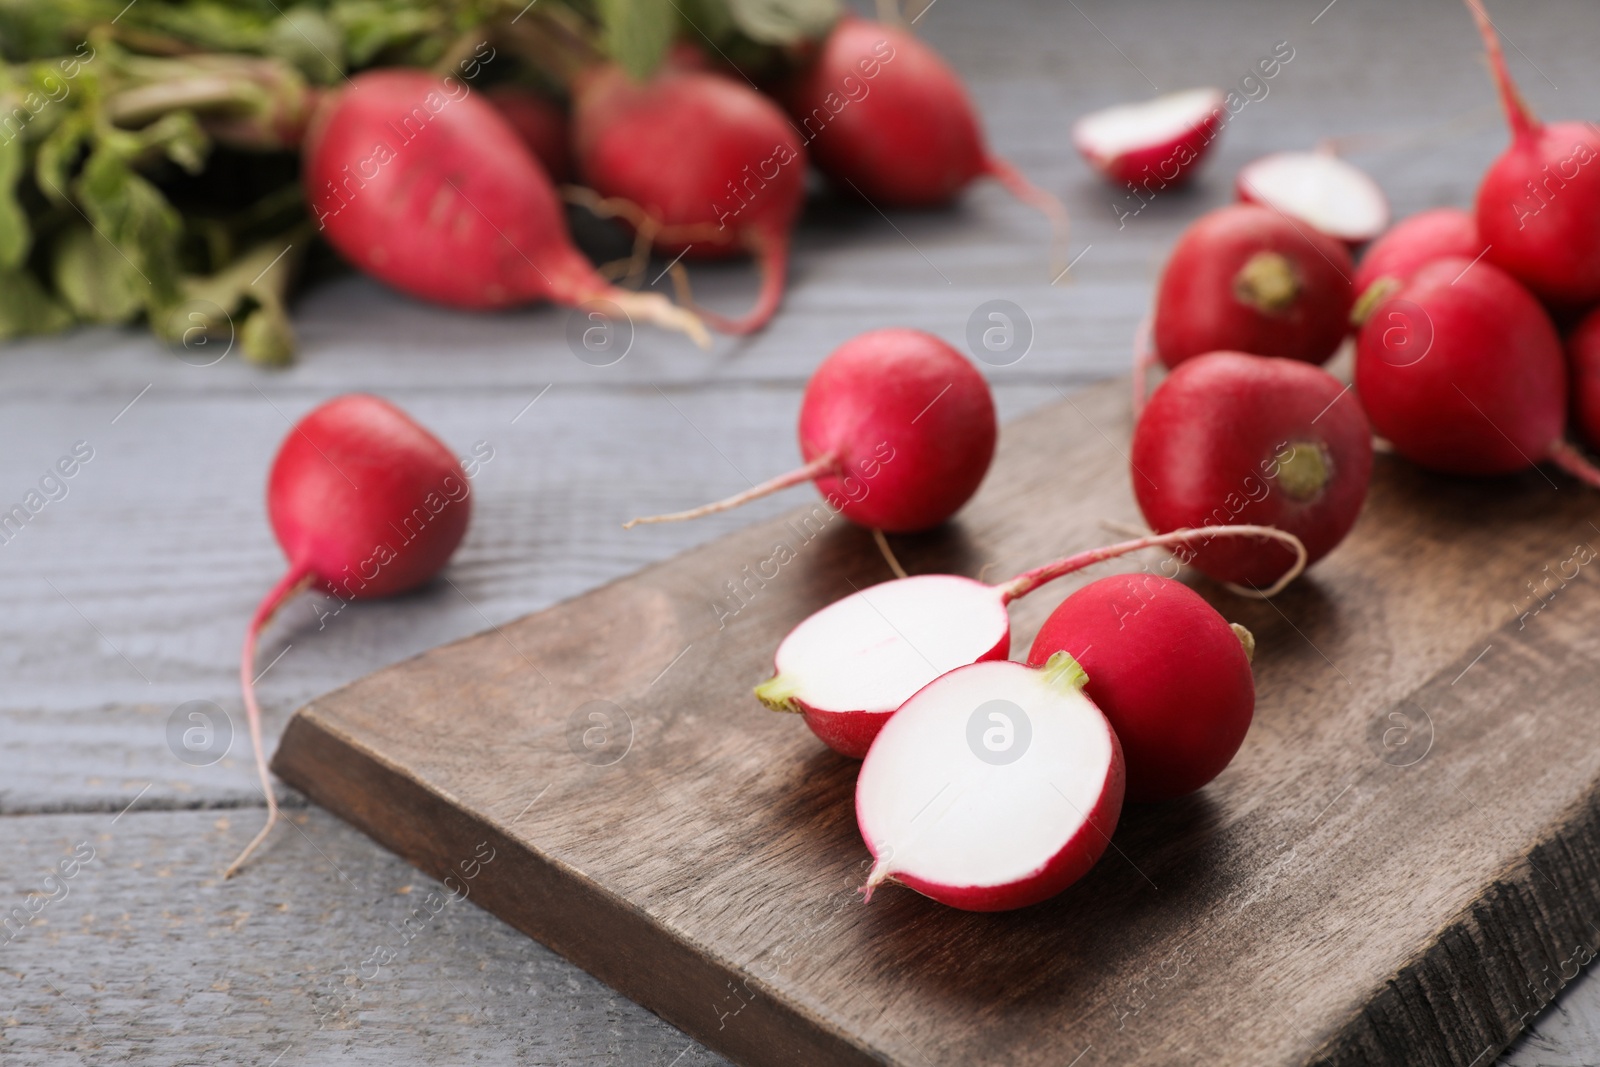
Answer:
1548 439 1600 490
1463 0 1538 137
872 528 909 579
983 155 1071 278
685 229 789 335
624 454 837 528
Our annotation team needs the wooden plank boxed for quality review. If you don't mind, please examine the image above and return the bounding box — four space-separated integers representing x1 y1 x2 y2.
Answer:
272 375 1600 1066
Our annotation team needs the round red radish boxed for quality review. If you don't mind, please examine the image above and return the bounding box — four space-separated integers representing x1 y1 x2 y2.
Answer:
628 328 996 534
572 64 806 334
1465 0 1600 308
303 70 706 344
1353 256 1598 481
1152 204 1355 369
230 394 472 877
1131 351 1373 589
1027 574 1254 802
756 525 1305 759
1353 207 1482 298
856 654 1124 911
1236 151 1389 245
1072 88 1224 189
487 86 573 182
1568 307 1600 452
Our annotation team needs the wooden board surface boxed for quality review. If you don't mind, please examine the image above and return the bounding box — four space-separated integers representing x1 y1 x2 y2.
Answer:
274 373 1600 1067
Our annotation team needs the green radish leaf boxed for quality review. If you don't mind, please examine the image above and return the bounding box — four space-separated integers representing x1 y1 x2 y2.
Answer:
239 302 295 365
266 7 346 84
0 265 73 339
74 146 182 307
331 0 444 68
596 0 675 81
52 225 144 323
0 131 30 270
725 0 838 45
35 111 92 204
676 0 736 43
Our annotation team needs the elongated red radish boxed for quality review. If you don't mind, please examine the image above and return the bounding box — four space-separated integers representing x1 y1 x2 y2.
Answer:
1465 0 1600 309
571 64 806 335
1027 574 1254 802
303 70 707 345
626 328 995 534
1354 256 1600 484
1073 88 1224 189
856 653 1123 911
786 16 1067 245
1236 151 1389 245
756 525 1305 759
1352 207 1482 298
229 394 472 877
1568 307 1600 452
1131 351 1373 589
487 85 573 182
1152 204 1355 370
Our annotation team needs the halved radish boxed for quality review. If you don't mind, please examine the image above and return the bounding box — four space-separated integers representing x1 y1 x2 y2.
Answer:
1072 88 1224 188
856 653 1124 912
1237 151 1389 245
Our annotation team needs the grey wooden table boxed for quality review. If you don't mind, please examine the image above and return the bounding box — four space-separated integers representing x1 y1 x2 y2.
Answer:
4 1 1599 1063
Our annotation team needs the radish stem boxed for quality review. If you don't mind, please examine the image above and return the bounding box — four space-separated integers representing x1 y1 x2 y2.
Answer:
1464 0 1538 138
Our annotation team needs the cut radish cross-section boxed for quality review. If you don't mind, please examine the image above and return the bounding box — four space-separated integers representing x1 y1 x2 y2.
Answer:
1072 88 1225 188
856 653 1125 911
1236 151 1390 245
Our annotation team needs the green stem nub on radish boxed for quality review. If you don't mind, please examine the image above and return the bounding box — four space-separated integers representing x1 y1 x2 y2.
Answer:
1073 88 1225 189
855 654 1124 911
626 328 996 534
1236 151 1389 246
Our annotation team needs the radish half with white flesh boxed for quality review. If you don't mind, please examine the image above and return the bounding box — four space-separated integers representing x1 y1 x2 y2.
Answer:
1072 88 1224 188
1237 152 1389 245
856 653 1124 912
756 525 1306 759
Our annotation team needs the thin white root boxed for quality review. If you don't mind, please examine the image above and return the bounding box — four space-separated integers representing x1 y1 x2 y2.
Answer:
872 528 908 580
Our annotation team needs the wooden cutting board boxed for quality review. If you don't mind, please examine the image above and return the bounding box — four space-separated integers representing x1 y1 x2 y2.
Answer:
272 377 1600 1067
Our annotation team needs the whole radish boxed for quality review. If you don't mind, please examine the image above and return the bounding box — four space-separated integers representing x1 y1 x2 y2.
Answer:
572 64 805 335
1152 204 1355 370
757 525 1305 759
1354 257 1600 484
1568 307 1600 452
1236 151 1389 246
856 653 1123 911
1028 574 1255 802
1465 0 1600 308
304 70 707 344
627 328 996 534
1353 207 1482 298
787 17 1066 238
1131 351 1373 589
230 394 472 877
1072 88 1225 189
487 85 573 182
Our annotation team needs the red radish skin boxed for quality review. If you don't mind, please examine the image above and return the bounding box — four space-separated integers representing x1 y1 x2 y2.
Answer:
856 654 1124 911
1354 256 1600 485
1131 351 1373 589
304 70 707 344
571 64 805 335
1353 207 1483 298
756 525 1306 759
229 395 473 877
1568 307 1600 452
1152 204 1355 370
486 86 573 182
787 17 1067 241
1236 151 1390 246
1465 0 1600 309
1072 88 1225 189
1027 574 1255 802
627 329 996 534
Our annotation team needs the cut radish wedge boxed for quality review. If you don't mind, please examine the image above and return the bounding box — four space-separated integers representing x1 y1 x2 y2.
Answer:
1072 88 1224 188
1236 151 1389 244
856 654 1124 911
756 525 1307 759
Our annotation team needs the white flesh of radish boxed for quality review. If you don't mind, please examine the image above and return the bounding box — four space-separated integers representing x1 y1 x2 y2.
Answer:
768 575 1008 714
1072 87 1223 162
858 659 1115 890
1238 152 1389 241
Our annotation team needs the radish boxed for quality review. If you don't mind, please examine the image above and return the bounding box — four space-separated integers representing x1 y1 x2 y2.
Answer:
1353 256 1600 484
1568 307 1600 452
626 328 996 534
756 525 1305 759
570 64 805 335
1027 574 1255 802
1236 151 1390 245
1465 0 1600 309
487 85 573 182
304 69 707 345
228 394 472 877
1352 207 1483 299
1131 350 1374 589
855 653 1123 911
1151 204 1355 371
1072 88 1225 189
786 16 1067 240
